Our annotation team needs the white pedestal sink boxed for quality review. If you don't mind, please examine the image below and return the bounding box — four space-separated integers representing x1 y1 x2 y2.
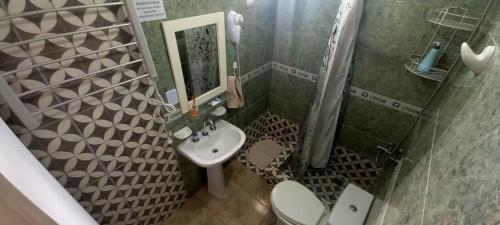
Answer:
177 120 246 198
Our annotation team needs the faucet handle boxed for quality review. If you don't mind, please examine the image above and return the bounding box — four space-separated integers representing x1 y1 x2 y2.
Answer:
191 132 199 142
202 122 209 136
208 120 216 131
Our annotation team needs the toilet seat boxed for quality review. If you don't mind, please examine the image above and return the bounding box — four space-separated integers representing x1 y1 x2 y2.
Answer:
270 181 325 225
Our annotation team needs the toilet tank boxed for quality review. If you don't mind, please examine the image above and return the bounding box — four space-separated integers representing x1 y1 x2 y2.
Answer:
328 184 374 225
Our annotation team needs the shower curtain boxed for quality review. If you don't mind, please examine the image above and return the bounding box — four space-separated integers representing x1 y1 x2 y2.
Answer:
300 0 363 168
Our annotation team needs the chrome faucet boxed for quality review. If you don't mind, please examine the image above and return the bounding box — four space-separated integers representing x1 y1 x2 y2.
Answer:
202 121 209 136
207 120 216 131
202 120 216 137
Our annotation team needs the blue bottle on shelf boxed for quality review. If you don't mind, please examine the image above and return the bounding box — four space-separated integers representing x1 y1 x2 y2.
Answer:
417 42 441 74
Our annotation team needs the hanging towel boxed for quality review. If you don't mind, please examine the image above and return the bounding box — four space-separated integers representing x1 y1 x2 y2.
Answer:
227 75 244 108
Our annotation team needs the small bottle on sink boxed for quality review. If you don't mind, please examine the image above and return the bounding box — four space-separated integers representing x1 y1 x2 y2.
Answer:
190 96 199 118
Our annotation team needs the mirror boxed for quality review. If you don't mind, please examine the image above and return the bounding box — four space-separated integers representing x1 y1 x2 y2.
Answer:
162 13 227 113
175 24 220 100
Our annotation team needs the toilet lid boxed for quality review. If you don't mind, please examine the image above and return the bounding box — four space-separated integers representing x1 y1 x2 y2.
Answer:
271 181 325 225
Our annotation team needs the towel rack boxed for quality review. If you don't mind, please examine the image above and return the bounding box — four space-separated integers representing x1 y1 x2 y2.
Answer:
33 74 150 115
0 2 124 22
17 59 144 98
0 0 158 129
2 42 138 79
0 23 132 51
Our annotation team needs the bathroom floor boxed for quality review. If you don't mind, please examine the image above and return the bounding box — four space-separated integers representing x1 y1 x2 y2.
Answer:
164 112 382 225
236 112 382 205
164 161 276 225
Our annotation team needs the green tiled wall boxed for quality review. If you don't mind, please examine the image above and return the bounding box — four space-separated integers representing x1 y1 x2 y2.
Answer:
269 0 339 123
140 0 494 196
143 0 275 96
338 0 490 161
267 0 490 163
140 0 276 195
268 70 316 123
366 3 500 224
338 97 416 159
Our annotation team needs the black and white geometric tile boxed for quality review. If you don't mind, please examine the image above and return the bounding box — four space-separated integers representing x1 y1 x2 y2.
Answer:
239 112 382 205
237 112 299 185
298 167 349 206
330 146 382 191
291 145 382 206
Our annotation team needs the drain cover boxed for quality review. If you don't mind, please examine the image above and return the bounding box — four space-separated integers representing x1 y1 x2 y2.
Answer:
212 149 218 153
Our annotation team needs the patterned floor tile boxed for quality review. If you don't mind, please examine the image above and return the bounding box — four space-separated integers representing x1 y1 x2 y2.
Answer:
330 146 382 191
238 112 383 205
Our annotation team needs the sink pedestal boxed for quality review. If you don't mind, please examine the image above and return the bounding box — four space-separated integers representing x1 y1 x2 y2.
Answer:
176 120 246 199
207 165 226 198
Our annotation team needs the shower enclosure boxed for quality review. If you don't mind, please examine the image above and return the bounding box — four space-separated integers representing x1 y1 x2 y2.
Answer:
274 0 495 206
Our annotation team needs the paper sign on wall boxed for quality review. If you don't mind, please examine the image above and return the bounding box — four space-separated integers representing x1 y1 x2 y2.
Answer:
134 0 167 22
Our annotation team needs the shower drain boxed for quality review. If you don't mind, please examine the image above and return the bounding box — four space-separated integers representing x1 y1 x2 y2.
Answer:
212 149 219 153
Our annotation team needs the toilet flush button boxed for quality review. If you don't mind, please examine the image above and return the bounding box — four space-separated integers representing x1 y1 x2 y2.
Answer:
349 205 358 212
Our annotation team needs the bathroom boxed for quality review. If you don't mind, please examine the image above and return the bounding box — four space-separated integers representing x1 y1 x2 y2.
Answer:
0 0 498 224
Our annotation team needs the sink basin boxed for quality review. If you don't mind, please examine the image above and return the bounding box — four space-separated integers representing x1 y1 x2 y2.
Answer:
177 120 246 167
177 119 246 198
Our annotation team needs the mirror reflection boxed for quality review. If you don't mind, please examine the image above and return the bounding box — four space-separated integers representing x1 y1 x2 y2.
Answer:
175 24 220 100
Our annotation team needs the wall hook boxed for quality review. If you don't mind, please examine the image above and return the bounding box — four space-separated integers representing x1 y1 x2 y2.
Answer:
461 42 497 75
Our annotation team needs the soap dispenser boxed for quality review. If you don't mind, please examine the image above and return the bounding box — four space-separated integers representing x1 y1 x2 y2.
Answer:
417 42 441 74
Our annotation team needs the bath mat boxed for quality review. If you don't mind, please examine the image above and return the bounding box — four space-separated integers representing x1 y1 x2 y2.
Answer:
247 139 285 170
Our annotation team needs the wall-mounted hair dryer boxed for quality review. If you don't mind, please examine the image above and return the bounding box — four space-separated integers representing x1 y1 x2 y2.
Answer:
227 11 244 44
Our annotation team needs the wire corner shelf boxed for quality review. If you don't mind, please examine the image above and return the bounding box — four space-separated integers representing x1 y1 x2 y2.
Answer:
426 6 480 32
404 55 447 82
405 5 481 82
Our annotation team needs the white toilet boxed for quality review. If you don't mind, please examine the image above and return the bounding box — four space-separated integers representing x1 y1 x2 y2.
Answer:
270 181 374 225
